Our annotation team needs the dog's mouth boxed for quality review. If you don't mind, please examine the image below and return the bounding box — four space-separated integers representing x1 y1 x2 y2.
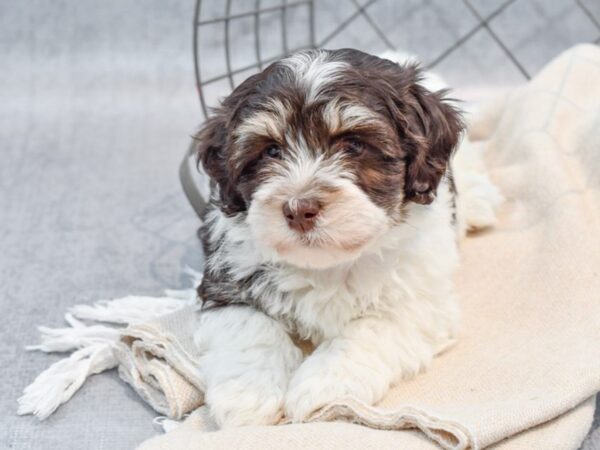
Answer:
293 231 370 253
268 223 382 269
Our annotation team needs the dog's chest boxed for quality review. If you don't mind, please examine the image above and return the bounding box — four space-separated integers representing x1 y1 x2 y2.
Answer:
257 252 402 342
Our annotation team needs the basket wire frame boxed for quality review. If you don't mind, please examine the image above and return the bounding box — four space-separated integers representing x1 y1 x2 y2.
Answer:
193 0 316 119
193 0 403 118
193 0 599 120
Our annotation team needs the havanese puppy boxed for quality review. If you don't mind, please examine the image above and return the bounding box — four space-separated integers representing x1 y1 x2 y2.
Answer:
192 48 501 427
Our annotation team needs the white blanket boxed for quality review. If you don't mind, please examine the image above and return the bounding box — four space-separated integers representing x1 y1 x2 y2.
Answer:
20 44 600 449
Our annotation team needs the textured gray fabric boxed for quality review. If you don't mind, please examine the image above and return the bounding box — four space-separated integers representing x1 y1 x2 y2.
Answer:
1 1 598 449
1 1 202 449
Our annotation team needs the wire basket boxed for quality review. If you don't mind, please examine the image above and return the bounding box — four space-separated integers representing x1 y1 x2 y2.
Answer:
192 0 532 121
185 0 599 217
193 0 600 120
192 0 444 119
193 0 314 119
185 0 518 217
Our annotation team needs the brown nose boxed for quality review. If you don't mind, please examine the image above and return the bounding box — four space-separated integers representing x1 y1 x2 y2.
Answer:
282 198 320 233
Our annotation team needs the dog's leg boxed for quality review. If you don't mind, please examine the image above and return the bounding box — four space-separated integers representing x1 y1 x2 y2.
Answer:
194 305 303 428
284 314 443 422
453 137 504 236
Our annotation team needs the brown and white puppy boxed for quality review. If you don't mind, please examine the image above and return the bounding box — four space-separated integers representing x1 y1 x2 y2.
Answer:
192 49 501 427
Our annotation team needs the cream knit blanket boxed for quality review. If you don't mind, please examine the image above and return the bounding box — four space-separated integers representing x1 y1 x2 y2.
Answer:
19 44 600 449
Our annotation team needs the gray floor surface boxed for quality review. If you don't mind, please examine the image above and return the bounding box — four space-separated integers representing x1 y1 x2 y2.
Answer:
1 1 598 449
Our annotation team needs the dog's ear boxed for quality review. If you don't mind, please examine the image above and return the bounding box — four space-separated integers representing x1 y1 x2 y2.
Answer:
386 65 464 205
195 113 246 216
195 69 274 216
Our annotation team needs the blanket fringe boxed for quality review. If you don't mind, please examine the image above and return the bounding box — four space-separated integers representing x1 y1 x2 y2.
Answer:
27 313 121 352
18 343 118 420
69 295 197 325
17 268 202 420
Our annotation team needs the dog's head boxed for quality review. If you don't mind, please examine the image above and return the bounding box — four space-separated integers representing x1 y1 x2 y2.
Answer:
196 49 462 269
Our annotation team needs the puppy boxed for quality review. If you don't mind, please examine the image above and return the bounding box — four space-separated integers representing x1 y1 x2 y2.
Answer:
193 48 501 427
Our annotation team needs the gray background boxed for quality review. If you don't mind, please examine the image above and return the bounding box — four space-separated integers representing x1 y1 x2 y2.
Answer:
1 1 599 449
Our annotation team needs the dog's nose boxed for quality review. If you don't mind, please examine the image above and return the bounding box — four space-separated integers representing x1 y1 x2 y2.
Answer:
282 198 320 233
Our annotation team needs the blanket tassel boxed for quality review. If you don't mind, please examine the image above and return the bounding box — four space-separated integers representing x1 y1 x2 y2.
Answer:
17 269 202 420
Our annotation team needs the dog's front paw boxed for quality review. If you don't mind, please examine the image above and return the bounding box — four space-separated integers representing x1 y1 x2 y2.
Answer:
207 378 284 428
284 358 380 422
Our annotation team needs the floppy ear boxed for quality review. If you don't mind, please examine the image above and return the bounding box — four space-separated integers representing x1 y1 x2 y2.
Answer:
195 113 246 216
194 68 276 216
388 66 464 205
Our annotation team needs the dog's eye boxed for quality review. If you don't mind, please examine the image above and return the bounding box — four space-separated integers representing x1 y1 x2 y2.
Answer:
343 138 365 156
263 144 282 159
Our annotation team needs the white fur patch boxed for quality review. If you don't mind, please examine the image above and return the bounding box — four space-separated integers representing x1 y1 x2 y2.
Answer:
281 50 349 103
322 100 382 133
195 306 302 427
234 98 291 146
